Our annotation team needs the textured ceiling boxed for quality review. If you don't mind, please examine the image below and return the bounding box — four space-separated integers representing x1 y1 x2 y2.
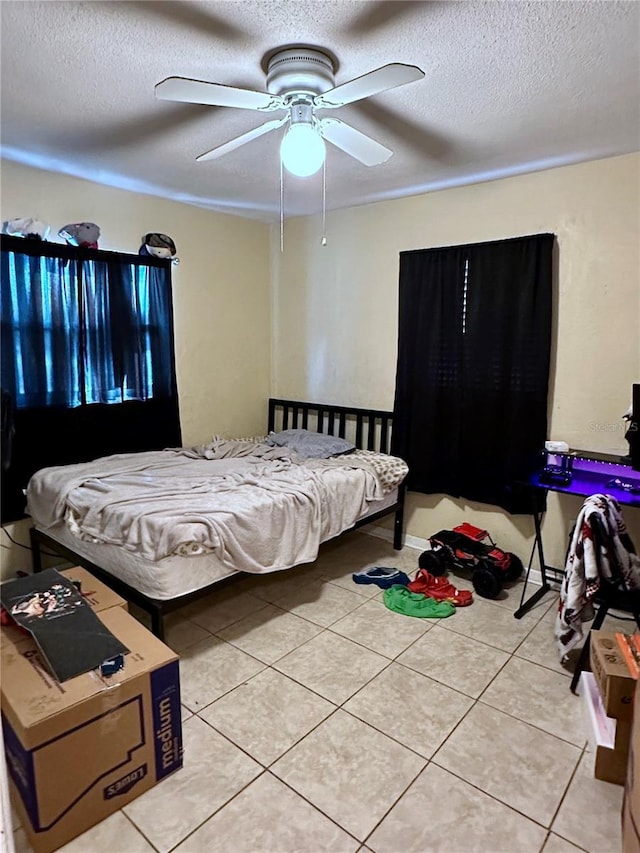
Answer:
1 0 639 222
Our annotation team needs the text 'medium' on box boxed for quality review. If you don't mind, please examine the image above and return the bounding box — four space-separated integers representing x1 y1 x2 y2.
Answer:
1 606 183 853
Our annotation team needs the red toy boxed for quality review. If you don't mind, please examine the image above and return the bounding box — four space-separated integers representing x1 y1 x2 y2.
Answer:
418 523 523 599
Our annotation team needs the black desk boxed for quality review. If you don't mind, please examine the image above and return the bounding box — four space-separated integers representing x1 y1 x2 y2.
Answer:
514 450 640 619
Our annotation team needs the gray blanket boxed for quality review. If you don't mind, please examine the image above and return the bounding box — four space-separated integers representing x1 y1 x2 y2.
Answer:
26 439 406 573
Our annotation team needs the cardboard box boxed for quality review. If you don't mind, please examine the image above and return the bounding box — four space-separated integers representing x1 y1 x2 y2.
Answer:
58 566 128 614
582 670 632 750
581 670 631 786
1 566 127 648
594 744 630 787
590 630 638 722
1 606 182 853
622 677 640 853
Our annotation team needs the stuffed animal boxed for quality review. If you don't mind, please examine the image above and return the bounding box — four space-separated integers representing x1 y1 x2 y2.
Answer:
139 232 178 262
58 222 100 249
2 217 50 240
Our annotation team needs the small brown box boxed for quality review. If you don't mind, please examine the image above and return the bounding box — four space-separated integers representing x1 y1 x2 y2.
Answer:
594 744 631 786
582 670 633 786
590 631 638 722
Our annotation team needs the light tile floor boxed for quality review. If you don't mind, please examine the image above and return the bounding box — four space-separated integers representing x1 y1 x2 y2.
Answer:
12 530 635 853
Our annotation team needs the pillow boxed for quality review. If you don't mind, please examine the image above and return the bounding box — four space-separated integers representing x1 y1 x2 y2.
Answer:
266 428 355 459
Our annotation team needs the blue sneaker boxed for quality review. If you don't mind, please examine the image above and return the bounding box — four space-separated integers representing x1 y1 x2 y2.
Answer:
352 566 410 589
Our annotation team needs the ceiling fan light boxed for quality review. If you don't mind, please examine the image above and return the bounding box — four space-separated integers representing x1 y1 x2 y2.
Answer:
280 124 325 177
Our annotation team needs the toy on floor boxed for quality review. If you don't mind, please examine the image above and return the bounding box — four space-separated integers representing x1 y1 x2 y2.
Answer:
2 217 50 240
58 222 100 248
418 523 523 600
407 569 473 606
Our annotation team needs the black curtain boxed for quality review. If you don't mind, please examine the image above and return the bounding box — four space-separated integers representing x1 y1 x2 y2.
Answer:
1 235 182 523
392 233 554 514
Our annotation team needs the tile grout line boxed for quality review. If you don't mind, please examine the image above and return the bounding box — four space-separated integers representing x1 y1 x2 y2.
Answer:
129 534 615 853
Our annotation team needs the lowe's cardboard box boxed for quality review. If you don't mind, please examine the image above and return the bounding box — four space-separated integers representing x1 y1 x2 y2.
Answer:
59 566 128 613
1 606 182 853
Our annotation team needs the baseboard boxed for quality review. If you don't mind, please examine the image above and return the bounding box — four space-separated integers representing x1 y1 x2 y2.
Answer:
363 523 429 553
522 568 545 589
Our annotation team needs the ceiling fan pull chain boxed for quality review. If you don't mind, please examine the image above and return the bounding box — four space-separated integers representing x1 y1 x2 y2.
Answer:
280 156 284 253
321 159 327 247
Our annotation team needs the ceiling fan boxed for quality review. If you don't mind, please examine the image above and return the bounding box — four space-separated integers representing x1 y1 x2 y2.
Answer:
155 46 425 177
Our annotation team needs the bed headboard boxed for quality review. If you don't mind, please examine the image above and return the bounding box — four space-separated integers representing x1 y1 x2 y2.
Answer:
268 398 394 455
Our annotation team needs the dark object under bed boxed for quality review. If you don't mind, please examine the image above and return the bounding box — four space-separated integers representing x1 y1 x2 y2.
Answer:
30 398 406 640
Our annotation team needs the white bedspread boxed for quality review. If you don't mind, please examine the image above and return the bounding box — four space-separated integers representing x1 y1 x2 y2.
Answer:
26 440 408 574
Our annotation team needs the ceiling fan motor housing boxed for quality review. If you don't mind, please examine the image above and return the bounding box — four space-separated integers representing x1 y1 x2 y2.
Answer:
266 48 335 98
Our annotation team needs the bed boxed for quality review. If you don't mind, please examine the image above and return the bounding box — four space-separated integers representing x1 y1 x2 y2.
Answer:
28 399 408 639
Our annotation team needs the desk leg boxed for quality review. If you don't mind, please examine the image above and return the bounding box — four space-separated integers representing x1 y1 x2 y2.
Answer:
514 496 552 619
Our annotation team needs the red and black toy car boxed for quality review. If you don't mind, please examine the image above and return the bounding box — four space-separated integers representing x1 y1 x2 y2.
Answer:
418 523 523 599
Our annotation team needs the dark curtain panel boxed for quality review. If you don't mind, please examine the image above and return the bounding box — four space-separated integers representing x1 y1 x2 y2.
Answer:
0 235 181 523
0 249 80 408
392 233 554 514
391 244 467 496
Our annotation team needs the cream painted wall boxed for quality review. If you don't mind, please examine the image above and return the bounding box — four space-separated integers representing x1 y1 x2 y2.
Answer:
2 155 638 583
0 159 271 578
271 153 640 570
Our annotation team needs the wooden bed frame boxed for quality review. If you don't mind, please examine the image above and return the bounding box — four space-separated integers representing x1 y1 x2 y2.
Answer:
30 398 406 640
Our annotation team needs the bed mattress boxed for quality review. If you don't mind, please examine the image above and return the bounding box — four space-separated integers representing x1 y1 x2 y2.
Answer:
32 489 399 601
27 437 406 600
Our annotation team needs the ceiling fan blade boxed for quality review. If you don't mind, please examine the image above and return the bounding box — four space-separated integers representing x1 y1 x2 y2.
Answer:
155 77 285 111
196 116 288 162
319 118 392 166
314 63 424 109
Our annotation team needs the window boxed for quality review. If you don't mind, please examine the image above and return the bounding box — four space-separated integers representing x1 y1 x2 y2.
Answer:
1 239 175 409
0 235 181 523
391 233 554 514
